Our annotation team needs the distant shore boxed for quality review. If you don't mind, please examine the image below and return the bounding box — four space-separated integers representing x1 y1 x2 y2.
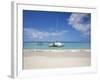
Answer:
23 49 91 69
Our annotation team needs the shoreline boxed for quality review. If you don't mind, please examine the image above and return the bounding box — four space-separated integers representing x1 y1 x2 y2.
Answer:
23 48 90 52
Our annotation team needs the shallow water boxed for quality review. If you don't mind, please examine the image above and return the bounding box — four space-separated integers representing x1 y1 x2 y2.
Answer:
23 42 90 49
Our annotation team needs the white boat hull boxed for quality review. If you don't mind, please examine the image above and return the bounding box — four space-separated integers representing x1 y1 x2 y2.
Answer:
49 42 64 47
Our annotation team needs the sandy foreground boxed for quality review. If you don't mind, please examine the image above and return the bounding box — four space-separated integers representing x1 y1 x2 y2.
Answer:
23 49 91 69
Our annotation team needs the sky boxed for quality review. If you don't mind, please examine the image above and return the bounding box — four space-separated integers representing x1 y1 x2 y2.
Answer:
23 10 91 42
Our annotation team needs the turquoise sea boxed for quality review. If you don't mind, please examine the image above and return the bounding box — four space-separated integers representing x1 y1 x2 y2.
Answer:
23 42 90 49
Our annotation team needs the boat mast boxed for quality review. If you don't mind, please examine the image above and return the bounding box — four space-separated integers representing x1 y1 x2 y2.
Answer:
55 16 58 42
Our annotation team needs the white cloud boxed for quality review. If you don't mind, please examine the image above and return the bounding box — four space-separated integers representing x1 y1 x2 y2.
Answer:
68 13 90 36
24 28 68 41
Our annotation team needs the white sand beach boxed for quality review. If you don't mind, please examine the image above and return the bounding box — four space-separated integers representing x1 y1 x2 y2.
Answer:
23 49 91 69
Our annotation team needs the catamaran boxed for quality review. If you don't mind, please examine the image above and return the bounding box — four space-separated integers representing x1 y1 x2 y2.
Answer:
49 41 64 47
49 17 64 47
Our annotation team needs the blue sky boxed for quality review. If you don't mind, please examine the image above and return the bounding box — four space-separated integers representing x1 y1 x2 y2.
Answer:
23 10 91 42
